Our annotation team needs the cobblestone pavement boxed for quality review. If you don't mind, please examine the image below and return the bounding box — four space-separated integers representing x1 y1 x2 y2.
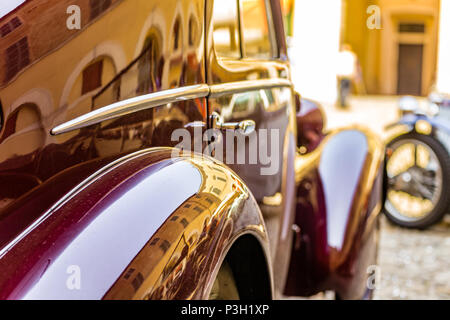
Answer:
300 216 450 300
324 96 450 300
374 216 450 299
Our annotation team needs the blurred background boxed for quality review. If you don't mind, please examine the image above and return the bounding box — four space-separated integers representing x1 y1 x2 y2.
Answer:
282 0 450 299
285 0 449 101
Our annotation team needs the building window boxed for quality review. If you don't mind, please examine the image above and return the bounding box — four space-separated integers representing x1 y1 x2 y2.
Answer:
0 24 11 38
212 0 241 58
1 17 22 37
137 36 158 95
399 23 425 33
0 103 42 146
240 0 275 59
5 37 30 82
173 18 181 50
90 0 112 20
82 60 103 95
188 17 197 46
0 110 17 143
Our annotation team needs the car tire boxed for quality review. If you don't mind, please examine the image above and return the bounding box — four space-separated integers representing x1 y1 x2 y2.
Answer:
384 132 450 229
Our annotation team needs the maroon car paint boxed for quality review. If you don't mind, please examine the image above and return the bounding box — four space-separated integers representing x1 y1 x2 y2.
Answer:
285 128 383 299
0 0 384 300
0 148 270 299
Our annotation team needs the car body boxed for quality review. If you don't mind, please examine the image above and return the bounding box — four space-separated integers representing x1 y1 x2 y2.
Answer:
0 0 384 299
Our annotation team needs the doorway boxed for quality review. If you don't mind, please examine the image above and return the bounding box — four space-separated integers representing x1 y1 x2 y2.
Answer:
397 43 424 96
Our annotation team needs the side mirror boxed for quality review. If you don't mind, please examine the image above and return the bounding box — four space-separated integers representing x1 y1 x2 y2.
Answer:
295 93 326 154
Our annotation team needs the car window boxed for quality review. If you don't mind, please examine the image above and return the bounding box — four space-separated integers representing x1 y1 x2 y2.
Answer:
240 0 275 59
212 0 240 59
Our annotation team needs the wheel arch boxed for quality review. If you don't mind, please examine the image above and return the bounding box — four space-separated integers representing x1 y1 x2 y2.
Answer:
217 233 273 300
0 148 272 300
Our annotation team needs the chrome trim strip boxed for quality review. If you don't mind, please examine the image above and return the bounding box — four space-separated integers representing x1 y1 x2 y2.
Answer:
51 84 210 135
209 78 292 98
51 79 292 135
0 147 175 258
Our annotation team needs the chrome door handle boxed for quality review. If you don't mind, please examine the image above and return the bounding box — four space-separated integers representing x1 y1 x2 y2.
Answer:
210 112 256 135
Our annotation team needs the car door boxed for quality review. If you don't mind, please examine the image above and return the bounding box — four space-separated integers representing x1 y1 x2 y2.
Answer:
206 0 297 292
0 0 208 260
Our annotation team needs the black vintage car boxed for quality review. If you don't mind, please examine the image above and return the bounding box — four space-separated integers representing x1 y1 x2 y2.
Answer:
384 94 450 229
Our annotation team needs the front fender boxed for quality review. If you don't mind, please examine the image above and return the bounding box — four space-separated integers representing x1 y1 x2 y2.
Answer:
0 148 271 299
285 127 384 298
385 114 450 153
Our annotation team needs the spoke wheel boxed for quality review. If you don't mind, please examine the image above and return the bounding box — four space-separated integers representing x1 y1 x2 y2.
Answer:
384 133 450 229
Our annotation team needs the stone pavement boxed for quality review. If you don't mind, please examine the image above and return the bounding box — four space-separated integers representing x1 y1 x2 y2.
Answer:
300 216 450 300
375 216 450 299
321 95 430 136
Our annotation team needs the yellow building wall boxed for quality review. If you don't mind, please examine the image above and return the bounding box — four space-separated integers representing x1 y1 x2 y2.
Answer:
436 0 450 93
341 0 440 96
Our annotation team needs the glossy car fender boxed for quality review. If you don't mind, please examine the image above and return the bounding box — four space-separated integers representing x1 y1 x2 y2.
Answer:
284 127 384 299
0 148 272 300
385 114 450 153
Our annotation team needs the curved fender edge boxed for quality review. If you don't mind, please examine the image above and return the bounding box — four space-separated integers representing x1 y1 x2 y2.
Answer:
0 148 271 300
285 126 384 299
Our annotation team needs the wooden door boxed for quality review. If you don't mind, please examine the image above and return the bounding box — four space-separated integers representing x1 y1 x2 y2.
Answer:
397 44 424 96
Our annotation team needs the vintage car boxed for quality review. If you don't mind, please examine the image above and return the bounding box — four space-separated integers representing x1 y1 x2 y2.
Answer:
0 0 383 299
